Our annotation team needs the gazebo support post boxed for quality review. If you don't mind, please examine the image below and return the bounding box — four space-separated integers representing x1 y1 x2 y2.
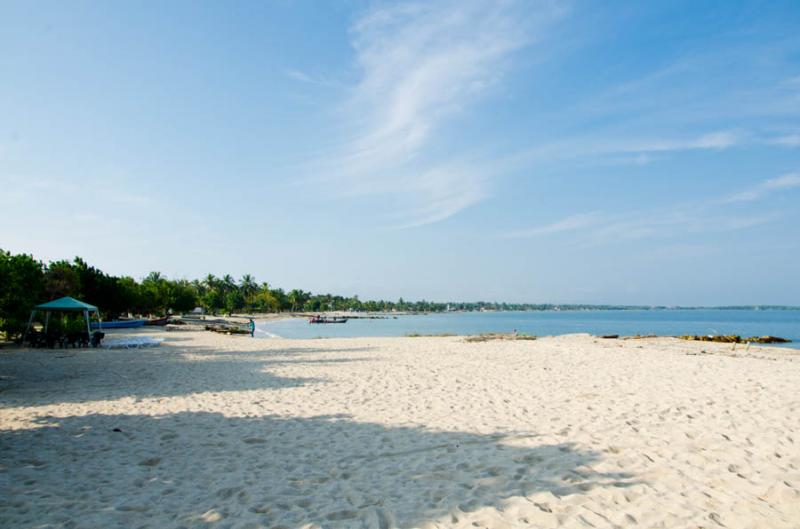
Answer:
84 309 91 338
22 310 36 344
44 312 50 333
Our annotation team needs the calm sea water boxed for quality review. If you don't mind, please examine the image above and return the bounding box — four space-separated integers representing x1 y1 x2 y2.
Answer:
257 310 800 347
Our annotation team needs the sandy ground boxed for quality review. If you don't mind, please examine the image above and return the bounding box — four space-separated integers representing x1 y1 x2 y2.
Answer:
1 331 799 529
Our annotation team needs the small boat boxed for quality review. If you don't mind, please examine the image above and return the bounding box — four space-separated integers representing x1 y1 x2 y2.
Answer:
145 315 171 326
309 316 348 324
91 319 147 329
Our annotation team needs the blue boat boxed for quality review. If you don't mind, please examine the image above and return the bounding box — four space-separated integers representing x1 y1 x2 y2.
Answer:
91 319 147 330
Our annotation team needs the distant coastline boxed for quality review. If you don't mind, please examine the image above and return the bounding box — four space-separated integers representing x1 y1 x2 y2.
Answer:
289 305 800 315
429 304 800 312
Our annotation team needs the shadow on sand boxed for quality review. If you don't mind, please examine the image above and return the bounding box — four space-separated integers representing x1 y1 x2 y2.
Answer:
3 412 637 529
0 342 373 406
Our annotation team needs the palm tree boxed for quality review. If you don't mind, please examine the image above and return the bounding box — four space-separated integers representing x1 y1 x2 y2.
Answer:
288 289 310 312
203 273 218 291
240 274 258 308
145 271 163 283
240 274 257 297
222 274 236 295
191 278 205 296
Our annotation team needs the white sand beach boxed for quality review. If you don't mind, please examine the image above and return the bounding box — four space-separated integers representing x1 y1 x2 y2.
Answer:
1 332 799 529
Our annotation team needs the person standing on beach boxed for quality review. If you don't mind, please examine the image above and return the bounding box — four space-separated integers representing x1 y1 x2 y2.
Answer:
249 318 255 337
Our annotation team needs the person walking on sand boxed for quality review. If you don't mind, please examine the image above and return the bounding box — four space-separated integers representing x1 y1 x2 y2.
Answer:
249 318 255 338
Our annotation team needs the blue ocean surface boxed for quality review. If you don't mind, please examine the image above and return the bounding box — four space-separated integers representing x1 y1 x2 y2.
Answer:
257 310 800 347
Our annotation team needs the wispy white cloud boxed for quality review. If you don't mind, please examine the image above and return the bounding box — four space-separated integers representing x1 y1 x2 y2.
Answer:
309 0 565 227
287 69 315 83
688 131 741 150
504 212 602 238
303 2 796 228
0 172 156 208
505 173 795 243
392 162 490 228
721 189 761 204
721 172 800 203
503 129 745 170
504 32 800 171
766 134 800 147
507 208 779 244
347 1 534 161
609 130 742 154
286 69 343 89
764 172 800 189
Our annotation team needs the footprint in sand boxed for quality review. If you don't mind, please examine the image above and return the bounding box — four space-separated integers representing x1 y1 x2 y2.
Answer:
216 486 242 499
138 457 161 467
325 509 358 521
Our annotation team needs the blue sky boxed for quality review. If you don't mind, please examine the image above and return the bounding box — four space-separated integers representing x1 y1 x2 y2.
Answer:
1 0 799 305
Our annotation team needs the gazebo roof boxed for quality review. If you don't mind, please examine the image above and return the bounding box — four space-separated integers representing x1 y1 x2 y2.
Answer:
35 296 99 312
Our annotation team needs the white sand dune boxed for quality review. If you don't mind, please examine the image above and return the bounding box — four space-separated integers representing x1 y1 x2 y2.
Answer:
1 332 799 528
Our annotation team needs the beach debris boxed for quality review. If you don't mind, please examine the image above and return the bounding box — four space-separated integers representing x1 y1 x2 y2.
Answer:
309 315 348 324
200 509 223 523
205 324 250 335
112 427 122 432
678 335 791 344
102 337 164 349
464 333 536 343
746 336 790 344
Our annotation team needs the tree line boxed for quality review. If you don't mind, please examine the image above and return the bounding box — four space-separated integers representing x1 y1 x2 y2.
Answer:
0 249 447 340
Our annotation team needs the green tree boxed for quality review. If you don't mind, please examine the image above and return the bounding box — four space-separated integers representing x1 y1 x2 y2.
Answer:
225 290 246 314
44 260 80 299
108 276 141 318
287 289 311 312
0 250 45 340
141 271 170 314
169 279 198 313
254 283 279 312
271 287 288 311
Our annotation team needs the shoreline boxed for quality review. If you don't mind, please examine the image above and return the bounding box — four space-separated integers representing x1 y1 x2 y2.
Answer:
249 312 798 348
251 330 799 348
